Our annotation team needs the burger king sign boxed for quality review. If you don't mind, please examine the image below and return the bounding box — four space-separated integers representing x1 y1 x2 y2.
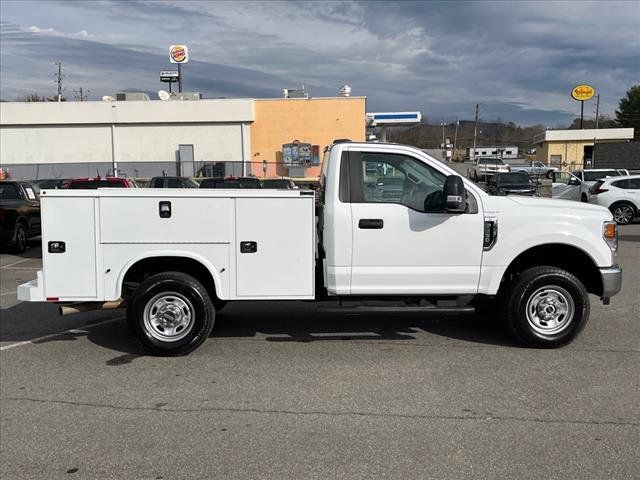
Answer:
169 45 189 64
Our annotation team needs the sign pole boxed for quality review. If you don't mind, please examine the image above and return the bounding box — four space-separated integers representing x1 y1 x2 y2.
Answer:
178 63 182 93
580 100 584 129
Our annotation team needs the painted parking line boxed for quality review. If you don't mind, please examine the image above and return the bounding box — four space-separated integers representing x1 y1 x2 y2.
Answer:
0 317 124 352
0 258 33 269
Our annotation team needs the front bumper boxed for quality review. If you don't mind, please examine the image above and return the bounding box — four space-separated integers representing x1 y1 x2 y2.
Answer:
17 270 45 302
600 265 622 302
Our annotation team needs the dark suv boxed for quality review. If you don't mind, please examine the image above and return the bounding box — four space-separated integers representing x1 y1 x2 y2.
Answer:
64 177 138 189
0 181 41 252
199 177 262 189
148 177 199 188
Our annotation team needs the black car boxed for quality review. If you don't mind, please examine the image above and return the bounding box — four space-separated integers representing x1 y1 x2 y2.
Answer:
148 177 199 188
487 172 536 196
199 177 263 189
0 181 41 252
31 178 70 189
261 178 297 189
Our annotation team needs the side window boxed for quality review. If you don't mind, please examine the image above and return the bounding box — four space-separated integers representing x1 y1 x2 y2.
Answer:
167 178 181 188
628 178 640 189
357 152 446 212
612 179 629 189
0 183 19 199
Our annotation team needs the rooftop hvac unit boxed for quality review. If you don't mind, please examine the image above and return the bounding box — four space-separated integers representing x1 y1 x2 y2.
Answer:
338 85 351 97
170 92 202 101
115 92 150 101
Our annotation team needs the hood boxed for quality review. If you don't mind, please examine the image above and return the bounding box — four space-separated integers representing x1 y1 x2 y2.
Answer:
484 195 612 216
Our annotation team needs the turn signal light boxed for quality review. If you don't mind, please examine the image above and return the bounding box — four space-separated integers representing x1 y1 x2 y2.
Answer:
603 221 617 251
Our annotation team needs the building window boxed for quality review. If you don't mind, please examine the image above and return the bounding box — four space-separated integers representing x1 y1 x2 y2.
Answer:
550 154 562 165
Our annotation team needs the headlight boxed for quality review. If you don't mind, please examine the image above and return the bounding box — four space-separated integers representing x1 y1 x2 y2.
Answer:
603 221 618 252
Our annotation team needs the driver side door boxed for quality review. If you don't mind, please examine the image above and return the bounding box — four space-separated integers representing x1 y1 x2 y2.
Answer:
347 149 484 295
551 171 581 200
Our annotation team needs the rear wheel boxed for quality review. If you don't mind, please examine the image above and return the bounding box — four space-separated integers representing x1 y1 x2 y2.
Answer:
502 266 589 348
127 271 215 356
611 203 635 225
13 224 27 254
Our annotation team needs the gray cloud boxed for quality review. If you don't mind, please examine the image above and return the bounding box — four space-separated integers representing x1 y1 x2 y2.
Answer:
1 0 638 125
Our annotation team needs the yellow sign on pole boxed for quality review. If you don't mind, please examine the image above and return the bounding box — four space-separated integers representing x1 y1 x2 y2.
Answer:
571 84 595 101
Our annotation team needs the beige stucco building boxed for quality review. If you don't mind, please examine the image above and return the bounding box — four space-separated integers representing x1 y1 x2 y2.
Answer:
534 128 634 170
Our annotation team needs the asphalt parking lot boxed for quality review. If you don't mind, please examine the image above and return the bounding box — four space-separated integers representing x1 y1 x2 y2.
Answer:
1 227 639 479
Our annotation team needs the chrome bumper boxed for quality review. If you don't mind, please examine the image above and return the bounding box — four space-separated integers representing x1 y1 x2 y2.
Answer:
600 265 622 303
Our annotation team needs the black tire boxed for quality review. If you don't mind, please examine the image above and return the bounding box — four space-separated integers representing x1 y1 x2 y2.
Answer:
13 223 27 254
126 271 215 356
501 266 589 348
610 202 635 225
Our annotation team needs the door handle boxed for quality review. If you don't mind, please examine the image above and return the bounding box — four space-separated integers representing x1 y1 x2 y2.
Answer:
358 219 384 229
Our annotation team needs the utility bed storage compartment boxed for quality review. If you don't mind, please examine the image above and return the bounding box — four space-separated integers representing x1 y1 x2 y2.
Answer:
42 196 97 299
235 197 314 297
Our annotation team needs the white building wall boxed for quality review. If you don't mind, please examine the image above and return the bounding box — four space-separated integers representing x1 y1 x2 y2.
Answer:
114 124 242 162
1 126 112 163
0 99 255 178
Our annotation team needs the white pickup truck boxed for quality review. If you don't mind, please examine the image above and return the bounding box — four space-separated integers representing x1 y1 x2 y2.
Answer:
18 141 622 355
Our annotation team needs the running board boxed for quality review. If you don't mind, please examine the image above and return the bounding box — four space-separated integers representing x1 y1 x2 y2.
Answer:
317 306 475 314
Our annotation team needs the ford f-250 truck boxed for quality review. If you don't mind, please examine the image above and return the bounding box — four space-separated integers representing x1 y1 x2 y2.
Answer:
18 141 622 355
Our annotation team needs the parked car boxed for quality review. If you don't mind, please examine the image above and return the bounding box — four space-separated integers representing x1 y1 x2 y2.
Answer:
551 169 622 202
63 177 138 189
571 169 622 202
148 177 199 188
512 161 558 178
469 157 510 182
31 178 70 189
486 172 536 196
261 178 297 189
0 181 41 253
199 177 263 189
588 175 640 225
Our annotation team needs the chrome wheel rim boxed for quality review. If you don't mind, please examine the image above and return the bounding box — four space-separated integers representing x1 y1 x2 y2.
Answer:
613 206 633 224
526 286 575 335
143 292 194 342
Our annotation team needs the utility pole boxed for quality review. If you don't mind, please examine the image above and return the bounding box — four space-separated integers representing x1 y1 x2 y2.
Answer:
595 94 600 129
73 87 90 101
54 62 63 102
472 104 479 161
453 118 459 161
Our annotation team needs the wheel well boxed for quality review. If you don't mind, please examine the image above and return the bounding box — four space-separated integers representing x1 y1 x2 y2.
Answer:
122 256 218 301
16 216 28 228
609 200 637 214
501 244 603 296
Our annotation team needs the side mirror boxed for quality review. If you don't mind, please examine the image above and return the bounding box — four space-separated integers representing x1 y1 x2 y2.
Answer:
568 178 581 186
443 175 467 213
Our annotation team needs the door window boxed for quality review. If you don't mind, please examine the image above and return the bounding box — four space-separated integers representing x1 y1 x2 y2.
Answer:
0 183 19 199
628 178 640 189
356 152 447 212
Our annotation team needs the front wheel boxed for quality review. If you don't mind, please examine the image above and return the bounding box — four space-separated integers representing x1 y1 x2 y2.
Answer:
502 266 589 348
13 224 27 254
127 272 215 356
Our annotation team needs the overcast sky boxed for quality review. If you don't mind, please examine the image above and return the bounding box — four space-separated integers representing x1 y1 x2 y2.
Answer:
1 0 639 125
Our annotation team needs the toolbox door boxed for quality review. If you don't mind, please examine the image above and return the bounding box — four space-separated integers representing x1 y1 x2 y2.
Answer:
42 197 97 298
